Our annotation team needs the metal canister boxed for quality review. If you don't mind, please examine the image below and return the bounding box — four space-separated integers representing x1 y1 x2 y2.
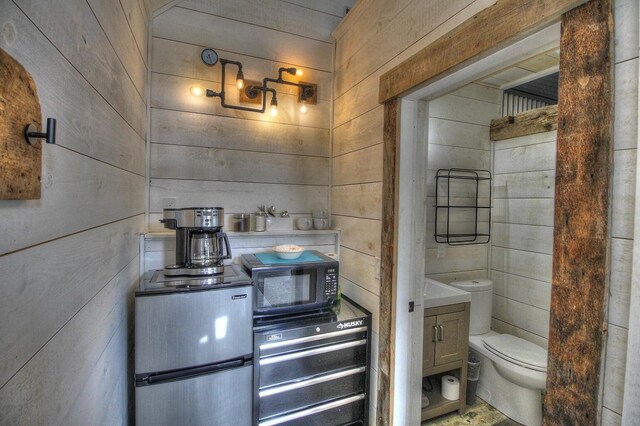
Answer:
254 212 267 232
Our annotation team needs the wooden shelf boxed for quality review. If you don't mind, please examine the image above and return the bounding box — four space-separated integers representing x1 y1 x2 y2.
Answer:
421 373 462 422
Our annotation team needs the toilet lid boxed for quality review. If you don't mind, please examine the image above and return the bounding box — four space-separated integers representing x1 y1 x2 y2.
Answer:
483 334 547 372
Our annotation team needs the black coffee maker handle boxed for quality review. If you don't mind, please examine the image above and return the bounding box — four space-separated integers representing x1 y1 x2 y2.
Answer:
218 232 232 260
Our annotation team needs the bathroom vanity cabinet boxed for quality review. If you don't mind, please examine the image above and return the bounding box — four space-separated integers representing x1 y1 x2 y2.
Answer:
421 302 470 422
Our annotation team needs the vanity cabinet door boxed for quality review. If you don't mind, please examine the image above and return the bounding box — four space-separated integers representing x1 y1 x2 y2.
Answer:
422 315 437 374
434 311 466 366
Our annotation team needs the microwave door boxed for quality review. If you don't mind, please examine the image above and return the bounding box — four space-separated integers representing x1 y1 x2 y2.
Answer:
256 269 317 314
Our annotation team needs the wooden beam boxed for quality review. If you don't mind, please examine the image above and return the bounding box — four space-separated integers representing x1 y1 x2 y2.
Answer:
377 98 399 426
490 105 558 141
544 0 613 424
378 0 587 104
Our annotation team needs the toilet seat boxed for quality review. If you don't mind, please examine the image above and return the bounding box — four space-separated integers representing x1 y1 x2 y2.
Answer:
483 334 547 372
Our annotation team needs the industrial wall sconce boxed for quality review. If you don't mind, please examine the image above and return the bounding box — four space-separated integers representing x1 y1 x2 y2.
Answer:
197 48 315 116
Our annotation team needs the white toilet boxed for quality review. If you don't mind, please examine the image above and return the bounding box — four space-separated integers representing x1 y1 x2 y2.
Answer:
449 279 547 426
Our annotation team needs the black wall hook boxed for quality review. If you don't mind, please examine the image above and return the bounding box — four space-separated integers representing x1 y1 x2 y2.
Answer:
24 117 56 145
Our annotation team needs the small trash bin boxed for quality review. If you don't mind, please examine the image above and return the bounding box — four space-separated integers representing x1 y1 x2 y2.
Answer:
466 351 482 405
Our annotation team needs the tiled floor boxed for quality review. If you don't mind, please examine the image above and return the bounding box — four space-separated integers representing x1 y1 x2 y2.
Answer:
422 398 521 425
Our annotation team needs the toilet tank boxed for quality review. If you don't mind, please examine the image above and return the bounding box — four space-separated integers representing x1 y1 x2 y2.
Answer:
449 279 492 335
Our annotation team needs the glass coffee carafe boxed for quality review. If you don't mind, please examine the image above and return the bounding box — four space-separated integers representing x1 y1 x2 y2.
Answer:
161 207 231 276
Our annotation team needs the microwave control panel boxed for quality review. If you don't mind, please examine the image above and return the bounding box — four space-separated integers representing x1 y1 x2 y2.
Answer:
324 268 338 296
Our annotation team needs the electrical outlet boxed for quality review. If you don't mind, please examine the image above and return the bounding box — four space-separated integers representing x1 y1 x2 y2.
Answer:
374 257 381 280
162 197 177 209
437 243 446 259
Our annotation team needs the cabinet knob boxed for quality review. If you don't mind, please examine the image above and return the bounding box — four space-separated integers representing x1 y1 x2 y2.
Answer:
432 325 438 342
438 325 444 341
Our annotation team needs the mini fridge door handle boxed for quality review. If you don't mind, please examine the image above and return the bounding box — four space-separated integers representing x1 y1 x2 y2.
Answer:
138 358 249 386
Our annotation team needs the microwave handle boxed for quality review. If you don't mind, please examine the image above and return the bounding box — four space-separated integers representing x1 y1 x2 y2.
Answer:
218 232 232 259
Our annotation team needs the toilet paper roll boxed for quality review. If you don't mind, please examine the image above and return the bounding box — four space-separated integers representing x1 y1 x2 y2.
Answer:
441 375 460 401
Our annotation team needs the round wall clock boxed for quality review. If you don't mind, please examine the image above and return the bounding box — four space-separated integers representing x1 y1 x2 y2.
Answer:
201 48 219 66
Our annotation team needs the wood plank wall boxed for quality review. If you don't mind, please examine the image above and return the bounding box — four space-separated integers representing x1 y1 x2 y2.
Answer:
148 0 352 231
491 131 556 349
601 0 639 423
0 0 148 423
424 83 498 283
333 0 638 423
331 1 498 421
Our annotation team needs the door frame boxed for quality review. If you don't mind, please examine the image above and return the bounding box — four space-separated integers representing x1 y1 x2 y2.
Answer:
376 0 613 424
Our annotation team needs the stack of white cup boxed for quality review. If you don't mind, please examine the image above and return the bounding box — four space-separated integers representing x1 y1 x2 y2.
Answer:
312 209 329 230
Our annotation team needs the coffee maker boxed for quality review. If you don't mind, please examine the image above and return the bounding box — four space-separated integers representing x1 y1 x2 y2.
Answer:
160 207 231 276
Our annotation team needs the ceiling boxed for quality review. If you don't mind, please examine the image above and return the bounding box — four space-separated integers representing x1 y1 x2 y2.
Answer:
479 48 559 107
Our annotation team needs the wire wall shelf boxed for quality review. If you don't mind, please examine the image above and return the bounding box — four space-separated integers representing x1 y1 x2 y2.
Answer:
435 168 492 246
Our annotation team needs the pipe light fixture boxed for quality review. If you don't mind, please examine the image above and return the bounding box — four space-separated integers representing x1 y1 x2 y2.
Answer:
197 48 315 116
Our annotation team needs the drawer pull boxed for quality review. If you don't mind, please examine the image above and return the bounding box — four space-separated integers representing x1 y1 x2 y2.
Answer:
260 339 366 366
259 366 365 397
259 393 365 426
259 326 367 351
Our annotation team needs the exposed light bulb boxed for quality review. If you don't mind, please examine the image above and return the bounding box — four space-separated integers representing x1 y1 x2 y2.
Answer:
270 104 278 117
236 69 245 89
296 68 303 76
299 99 308 114
190 85 204 97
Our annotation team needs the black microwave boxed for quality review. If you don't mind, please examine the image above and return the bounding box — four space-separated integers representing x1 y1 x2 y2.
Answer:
240 251 339 316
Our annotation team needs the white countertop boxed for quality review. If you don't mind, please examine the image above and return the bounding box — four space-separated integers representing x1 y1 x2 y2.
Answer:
423 278 471 309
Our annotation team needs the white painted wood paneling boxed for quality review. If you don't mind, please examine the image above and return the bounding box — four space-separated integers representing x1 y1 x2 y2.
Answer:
332 145 383 186
333 0 474 97
179 0 342 42
492 223 554 255
332 183 383 220
612 149 636 240
0 3 146 175
601 407 622 426
493 199 555 226
428 118 492 151
151 109 329 157
331 215 382 258
493 141 556 175
0 0 147 423
341 277 380 334
492 318 548 349
492 294 549 338
14 0 146 136
153 7 333 71
491 246 552 282
603 325 628 415
429 95 500 126
614 59 638 151
339 247 380 296
0 256 139 425
150 143 328 184
332 106 384 157
150 179 329 214
492 271 551 311
87 0 147 96
609 238 633 329
493 170 556 199
0 216 143 390
0 148 145 256
425 245 489 275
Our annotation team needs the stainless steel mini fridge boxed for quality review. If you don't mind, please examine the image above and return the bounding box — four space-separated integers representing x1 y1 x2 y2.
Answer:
134 266 254 426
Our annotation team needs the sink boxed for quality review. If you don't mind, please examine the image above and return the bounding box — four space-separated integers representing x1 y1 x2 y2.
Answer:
423 278 471 308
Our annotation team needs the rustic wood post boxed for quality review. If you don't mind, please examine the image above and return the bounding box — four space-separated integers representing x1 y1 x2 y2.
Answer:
544 0 613 423
377 98 399 425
